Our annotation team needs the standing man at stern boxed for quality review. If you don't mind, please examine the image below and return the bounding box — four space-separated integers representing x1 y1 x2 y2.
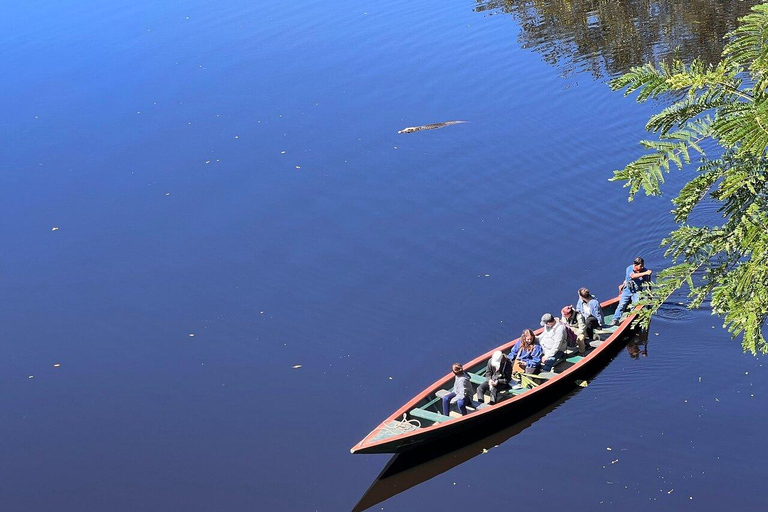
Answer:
612 257 652 325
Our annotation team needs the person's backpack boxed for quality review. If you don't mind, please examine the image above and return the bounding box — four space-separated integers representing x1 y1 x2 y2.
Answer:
563 322 578 346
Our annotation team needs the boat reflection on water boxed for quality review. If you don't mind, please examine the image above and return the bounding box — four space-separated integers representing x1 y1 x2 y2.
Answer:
352 396 570 512
352 328 650 512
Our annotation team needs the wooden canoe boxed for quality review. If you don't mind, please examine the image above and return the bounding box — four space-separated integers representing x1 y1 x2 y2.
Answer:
351 296 640 454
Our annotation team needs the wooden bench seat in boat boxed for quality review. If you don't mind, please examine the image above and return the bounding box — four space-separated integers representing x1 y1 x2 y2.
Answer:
409 407 451 423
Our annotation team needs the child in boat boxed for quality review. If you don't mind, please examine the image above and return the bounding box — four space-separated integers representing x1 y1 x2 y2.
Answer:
442 363 474 416
476 350 513 404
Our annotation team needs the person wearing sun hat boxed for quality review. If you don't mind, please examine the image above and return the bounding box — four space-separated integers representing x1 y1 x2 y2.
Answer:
538 313 567 372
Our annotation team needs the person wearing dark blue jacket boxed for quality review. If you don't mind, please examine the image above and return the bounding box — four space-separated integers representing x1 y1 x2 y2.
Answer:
508 329 543 373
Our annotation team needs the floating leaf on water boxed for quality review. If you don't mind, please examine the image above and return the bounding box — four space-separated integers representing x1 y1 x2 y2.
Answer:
189 333 195 337
51 227 59 231
28 375 34 379
388 376 393 380
482 448 488 454
606 447 612 451
53 363 61 368
292 364 302 369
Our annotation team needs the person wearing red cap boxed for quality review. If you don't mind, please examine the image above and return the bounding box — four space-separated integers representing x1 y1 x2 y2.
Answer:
560 305 586 356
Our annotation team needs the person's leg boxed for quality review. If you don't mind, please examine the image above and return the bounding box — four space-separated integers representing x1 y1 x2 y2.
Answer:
543 351 565 372
585 315 599 338
613 290 632 324
456 396 469 415
489 384 498 403
442 392 456 416
576 336 586 354
476 380 489 403
491 383 509 403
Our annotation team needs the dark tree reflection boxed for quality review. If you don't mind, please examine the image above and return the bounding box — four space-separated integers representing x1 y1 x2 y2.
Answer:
475 0 761 79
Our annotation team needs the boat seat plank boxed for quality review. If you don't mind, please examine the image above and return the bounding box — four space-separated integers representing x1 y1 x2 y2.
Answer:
409 407 451 423
468 372 486 385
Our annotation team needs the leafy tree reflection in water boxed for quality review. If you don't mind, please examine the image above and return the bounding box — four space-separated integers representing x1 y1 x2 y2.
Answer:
476 0 760 79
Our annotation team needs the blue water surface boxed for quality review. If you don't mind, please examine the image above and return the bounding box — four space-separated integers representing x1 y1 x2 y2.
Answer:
1 1 766 511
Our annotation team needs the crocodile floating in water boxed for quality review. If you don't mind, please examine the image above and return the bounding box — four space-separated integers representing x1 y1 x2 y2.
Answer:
397 121 467 134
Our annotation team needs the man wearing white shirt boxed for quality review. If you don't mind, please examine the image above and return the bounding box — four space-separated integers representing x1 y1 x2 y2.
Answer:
538 313 567 372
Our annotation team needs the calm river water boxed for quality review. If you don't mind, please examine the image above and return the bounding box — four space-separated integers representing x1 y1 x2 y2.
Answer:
2 1 767 511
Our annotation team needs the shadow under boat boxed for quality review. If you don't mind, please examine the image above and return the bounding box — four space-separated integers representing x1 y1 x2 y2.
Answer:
352 327 649 512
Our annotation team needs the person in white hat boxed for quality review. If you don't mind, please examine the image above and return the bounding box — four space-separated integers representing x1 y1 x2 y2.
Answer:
476 350 512 404
538 313 567 371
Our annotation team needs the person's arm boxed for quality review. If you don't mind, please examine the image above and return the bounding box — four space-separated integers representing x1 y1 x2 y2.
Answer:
497 360 512 386
629 269 652 279
554 322 567 348
529 345 543 366
508 342 519 362
593 299 605 326
483 358 493 379
619 266 631 291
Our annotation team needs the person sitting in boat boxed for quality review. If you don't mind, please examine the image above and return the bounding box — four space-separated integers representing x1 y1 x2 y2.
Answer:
508 328 543 374
476 350 513 404
539 313 567 372
612 257 653 325
576 287 604 340
559 305 586 356
442 363 475 416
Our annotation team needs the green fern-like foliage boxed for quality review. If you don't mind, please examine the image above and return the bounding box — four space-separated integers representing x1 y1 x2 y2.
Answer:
612 4 768 354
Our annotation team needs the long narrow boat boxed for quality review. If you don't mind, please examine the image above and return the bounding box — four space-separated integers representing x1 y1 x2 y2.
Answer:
351 296 640 454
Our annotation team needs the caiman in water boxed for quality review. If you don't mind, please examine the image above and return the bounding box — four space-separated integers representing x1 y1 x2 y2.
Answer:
397 121 467 134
